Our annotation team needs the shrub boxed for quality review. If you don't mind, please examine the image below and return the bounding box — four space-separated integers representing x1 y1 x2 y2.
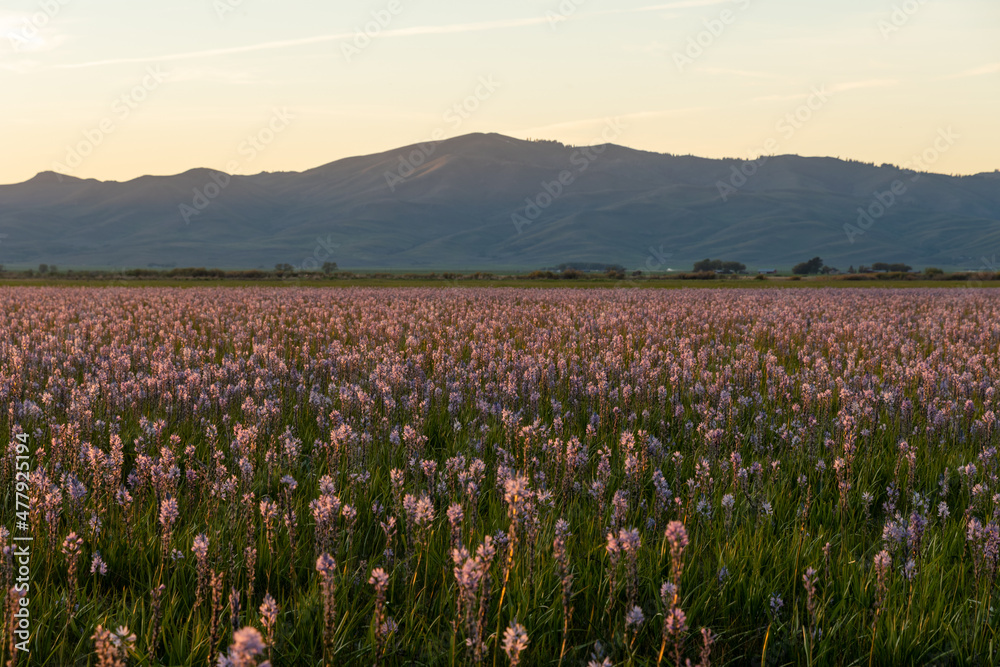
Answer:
693 259 746 273
791 257 823 275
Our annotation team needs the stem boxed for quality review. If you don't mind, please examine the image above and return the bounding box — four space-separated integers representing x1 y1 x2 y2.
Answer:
558 615 568 667
492 534 516 667
761 623 770 666
868 614 879 667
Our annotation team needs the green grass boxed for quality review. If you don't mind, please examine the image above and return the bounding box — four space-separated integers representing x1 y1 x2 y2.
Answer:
1 287 998 666
0 276 996 289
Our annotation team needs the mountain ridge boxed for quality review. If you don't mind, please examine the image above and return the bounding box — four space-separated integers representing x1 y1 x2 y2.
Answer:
2 133 999 271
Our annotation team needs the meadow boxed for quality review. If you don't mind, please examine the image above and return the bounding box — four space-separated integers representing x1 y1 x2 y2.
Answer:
1 286 998 666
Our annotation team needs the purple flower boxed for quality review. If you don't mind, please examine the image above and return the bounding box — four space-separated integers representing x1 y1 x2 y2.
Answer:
625 605 645 627
664 606 688 635
159 497 179 528
316 553 337 579
218 626 270 667
502 621 529 666
665 521 688 555
90 552 108 576
769 593 783 618
193 533 209 559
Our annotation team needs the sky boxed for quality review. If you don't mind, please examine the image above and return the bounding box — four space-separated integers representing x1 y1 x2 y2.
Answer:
0 0 997 184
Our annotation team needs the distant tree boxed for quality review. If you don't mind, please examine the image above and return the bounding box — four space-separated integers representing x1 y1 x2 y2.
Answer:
605 267 626 279
924 267 944 276
693 258 745 273
322 262 338 274
527 270 556 279
49 265 58 274
38 263 48 274
871 262 913 273
847 266 856 274
556 262 625 273
820 265 838 275
792 257 824 275
274 263 294 273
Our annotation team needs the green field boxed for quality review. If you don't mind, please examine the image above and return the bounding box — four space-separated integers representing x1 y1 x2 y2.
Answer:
3 286 999 666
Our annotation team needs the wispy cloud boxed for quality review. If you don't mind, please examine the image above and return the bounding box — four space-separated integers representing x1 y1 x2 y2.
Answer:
697 66 786 80
0 11 69 56
752 92 812 103
577 1 735 27
0 61 36 74
55 17 555 69
830 79 898 93
55 1 740 70
623 41 674 57
167 67 264 85
625 0 737 11
951 62 1000 78
751 79 897 103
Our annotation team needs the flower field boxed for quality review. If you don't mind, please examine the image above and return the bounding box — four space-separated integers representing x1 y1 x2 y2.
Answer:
2 286 999 666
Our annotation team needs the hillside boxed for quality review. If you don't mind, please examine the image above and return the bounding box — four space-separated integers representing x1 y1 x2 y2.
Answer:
1 133 998 271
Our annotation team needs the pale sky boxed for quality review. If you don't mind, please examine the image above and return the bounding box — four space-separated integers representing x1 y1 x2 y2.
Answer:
1 0 997 184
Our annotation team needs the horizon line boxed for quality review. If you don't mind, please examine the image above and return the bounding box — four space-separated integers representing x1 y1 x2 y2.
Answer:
6 132 997 186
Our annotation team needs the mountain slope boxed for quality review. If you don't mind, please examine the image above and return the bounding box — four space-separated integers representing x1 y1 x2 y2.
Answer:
1 133 998 271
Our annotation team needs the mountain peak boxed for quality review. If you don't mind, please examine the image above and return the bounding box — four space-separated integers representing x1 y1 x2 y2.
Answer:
1 136 998 271
25 170 82 185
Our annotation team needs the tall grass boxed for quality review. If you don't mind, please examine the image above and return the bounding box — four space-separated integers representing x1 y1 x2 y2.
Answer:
0 286 997 665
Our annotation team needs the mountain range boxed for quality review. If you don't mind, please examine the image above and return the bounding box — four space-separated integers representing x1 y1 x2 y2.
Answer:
2 132 999 272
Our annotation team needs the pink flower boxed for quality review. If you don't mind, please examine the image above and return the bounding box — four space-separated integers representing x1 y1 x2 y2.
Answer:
316 553 337 579
664 606 688 635
502 621 529 666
